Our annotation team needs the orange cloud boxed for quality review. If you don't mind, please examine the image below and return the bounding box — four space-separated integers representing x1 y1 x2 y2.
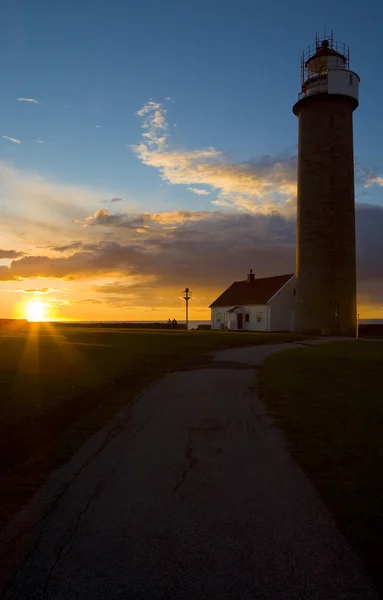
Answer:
132 101 297 214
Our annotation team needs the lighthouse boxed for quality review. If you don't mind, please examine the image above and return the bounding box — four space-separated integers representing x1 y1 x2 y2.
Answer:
293 33 360 336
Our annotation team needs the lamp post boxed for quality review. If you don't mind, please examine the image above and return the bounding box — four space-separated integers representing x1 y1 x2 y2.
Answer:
182 287 192 330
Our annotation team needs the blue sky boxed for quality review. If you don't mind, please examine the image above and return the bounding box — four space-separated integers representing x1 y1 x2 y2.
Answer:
1 0 382 194
0 0 383 319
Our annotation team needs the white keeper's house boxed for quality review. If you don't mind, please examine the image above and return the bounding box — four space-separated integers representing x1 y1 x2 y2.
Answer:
210 270 296 332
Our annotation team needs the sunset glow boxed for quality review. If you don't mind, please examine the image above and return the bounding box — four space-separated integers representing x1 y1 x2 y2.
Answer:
25 300 48 322
0 5 382 321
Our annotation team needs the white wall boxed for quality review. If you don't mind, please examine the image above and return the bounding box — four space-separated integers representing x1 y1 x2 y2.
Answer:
268 276 296 332
305 69 359 104
246 305 268 331
211 305 268 331
228 305 267 331
328 69 359 102
211 306 232 330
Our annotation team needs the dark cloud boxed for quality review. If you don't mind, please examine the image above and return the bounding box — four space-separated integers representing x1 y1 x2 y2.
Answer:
0 249 24 259
4 244 144 281
72 298 103 305
101 197 123 204
0 211 297 285
85 209 143 228
52 241 103 253
0 266 20 281
1 204 383 309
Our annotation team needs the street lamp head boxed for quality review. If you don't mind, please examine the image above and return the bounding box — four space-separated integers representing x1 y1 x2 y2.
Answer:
182 287 192 300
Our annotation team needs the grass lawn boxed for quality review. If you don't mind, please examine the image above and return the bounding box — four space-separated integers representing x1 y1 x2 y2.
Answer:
258 341 383 597
0 321 306 527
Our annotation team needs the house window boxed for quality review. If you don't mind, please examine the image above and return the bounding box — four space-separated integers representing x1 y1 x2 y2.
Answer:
216 312 221 322
245 313 250 323
256 312 263 323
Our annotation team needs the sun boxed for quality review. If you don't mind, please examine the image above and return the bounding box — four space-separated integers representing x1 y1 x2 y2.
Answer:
25 300 47 322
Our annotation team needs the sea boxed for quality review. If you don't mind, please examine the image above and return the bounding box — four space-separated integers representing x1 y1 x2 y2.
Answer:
62 319 382 327
71 320 212 329
359 319 383 324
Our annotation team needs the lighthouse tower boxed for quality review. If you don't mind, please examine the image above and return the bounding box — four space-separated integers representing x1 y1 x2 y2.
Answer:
293 33 360 336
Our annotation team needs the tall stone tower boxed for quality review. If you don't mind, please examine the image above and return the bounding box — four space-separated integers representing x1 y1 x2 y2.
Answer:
293 33 360 336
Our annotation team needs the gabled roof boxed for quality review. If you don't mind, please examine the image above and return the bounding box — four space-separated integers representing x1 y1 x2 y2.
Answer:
209 274 295 308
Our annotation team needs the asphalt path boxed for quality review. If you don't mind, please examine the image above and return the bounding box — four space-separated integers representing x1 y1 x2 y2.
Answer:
0 341 377 599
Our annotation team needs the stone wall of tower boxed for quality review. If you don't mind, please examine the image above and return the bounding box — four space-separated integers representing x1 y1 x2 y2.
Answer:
293 94 357 336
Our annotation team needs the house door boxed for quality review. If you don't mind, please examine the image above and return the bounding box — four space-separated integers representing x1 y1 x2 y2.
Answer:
237 313 243 330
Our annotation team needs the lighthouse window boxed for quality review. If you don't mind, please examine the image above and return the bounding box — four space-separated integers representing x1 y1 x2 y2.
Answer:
349 74 353 85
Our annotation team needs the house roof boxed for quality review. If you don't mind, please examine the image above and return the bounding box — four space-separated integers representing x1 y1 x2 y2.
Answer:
209 273 295 308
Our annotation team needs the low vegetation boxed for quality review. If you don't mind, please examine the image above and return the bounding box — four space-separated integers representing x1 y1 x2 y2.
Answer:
259 341 383 597
0 322 306 526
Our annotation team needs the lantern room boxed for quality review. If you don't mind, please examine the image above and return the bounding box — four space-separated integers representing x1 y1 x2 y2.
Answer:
296 32 360 105
306 40 346 79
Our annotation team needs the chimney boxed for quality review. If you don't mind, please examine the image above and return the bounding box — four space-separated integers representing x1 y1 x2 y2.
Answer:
247 269 255 283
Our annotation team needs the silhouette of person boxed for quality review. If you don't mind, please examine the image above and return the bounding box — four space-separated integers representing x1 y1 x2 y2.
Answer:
167 318 172 328
172 318 177 329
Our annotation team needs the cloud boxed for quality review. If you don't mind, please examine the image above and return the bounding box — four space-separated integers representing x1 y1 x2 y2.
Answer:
24 287 50 293
364 176 383 187
82 208 216 230
137 101 168 130
35 138 44 144
84 209 124 227
0 201 382 312
52 241 99 253
134 101 169 150
17 98 40 104
0 249 24 259
0 210 297 284
132 100 297 214
0 266 20 281
2 136 21 144
101 197 123 204
187 187 210 195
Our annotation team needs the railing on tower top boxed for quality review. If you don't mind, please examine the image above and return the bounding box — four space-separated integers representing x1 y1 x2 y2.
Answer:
300 33 350 85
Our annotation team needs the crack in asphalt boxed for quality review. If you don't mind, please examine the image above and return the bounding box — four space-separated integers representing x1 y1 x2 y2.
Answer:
39 449 130 599
0 387 156 598
172 430 197 496
172 423 228 497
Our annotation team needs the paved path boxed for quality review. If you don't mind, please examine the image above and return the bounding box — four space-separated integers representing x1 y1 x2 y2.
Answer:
0 341 377 599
